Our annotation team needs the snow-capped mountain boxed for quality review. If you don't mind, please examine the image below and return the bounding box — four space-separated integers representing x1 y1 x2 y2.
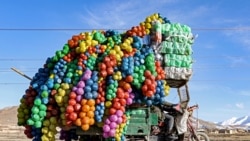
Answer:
218 116 250 127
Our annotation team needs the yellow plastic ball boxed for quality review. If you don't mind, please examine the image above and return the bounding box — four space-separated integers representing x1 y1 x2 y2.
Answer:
154 13 159 19
61 119 67 126
86 40 92 46
47 131 55 138
49 74 54 79
115 54 120 60
140 22 145 26
109 50 116 55
91 40 98 46
55 95 63 104
114 45 121 52
105 101 112 107
58 89 65 97
145 23 151 29
79 41 86 48
75 47 80 54
41 135 49 141
42 127 49 134
113 74 119 80
146 17 151 23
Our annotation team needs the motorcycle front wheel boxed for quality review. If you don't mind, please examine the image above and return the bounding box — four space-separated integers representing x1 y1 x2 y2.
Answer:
191 132 210 141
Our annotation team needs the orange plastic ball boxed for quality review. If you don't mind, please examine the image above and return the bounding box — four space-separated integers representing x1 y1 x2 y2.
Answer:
81 124 90 131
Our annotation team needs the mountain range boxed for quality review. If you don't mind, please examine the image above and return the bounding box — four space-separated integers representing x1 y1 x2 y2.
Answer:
217 116 250 127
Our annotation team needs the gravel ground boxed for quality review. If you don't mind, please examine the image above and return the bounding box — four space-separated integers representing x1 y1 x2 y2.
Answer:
208 133 250 141
1 132 250 141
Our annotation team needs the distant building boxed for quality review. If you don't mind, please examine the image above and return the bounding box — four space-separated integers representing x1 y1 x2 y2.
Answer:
218 129 237 134
209 129 219 134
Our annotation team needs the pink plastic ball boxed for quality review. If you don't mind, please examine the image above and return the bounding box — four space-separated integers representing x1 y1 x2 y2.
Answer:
128 89 132 93
103 125 110 132
116 110 123 117
109 129 116 137
72 86 77 92
109 115 118 122
103 132 109 138
126 98 133 105
109 122 117 129
105 119 111 124
129 93 135 99
116 117 123 124
76 95 82 102
82 70 92 80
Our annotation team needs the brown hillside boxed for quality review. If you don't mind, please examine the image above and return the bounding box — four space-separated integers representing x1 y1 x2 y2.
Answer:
0 106 18 126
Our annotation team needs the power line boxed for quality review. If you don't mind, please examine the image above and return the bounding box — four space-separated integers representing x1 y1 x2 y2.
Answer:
1 27 250 31
0 66 250 73
1 55 250 61
0 28 122 31
0 59 44 61
1 79 250 85
0 83 29 85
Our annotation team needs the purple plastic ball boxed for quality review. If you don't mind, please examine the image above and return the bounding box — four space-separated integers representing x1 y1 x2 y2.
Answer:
77 81 85 88
76 88 84 95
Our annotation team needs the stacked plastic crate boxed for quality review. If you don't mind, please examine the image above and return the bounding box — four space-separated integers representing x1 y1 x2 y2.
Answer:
153 22 195 80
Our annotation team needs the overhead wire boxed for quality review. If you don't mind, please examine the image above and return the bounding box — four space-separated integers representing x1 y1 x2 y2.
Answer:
2 78 250 85
0 27 250 31
1 55 250 61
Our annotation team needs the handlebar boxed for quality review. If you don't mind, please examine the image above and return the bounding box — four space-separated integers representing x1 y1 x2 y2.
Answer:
187 104 199 112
